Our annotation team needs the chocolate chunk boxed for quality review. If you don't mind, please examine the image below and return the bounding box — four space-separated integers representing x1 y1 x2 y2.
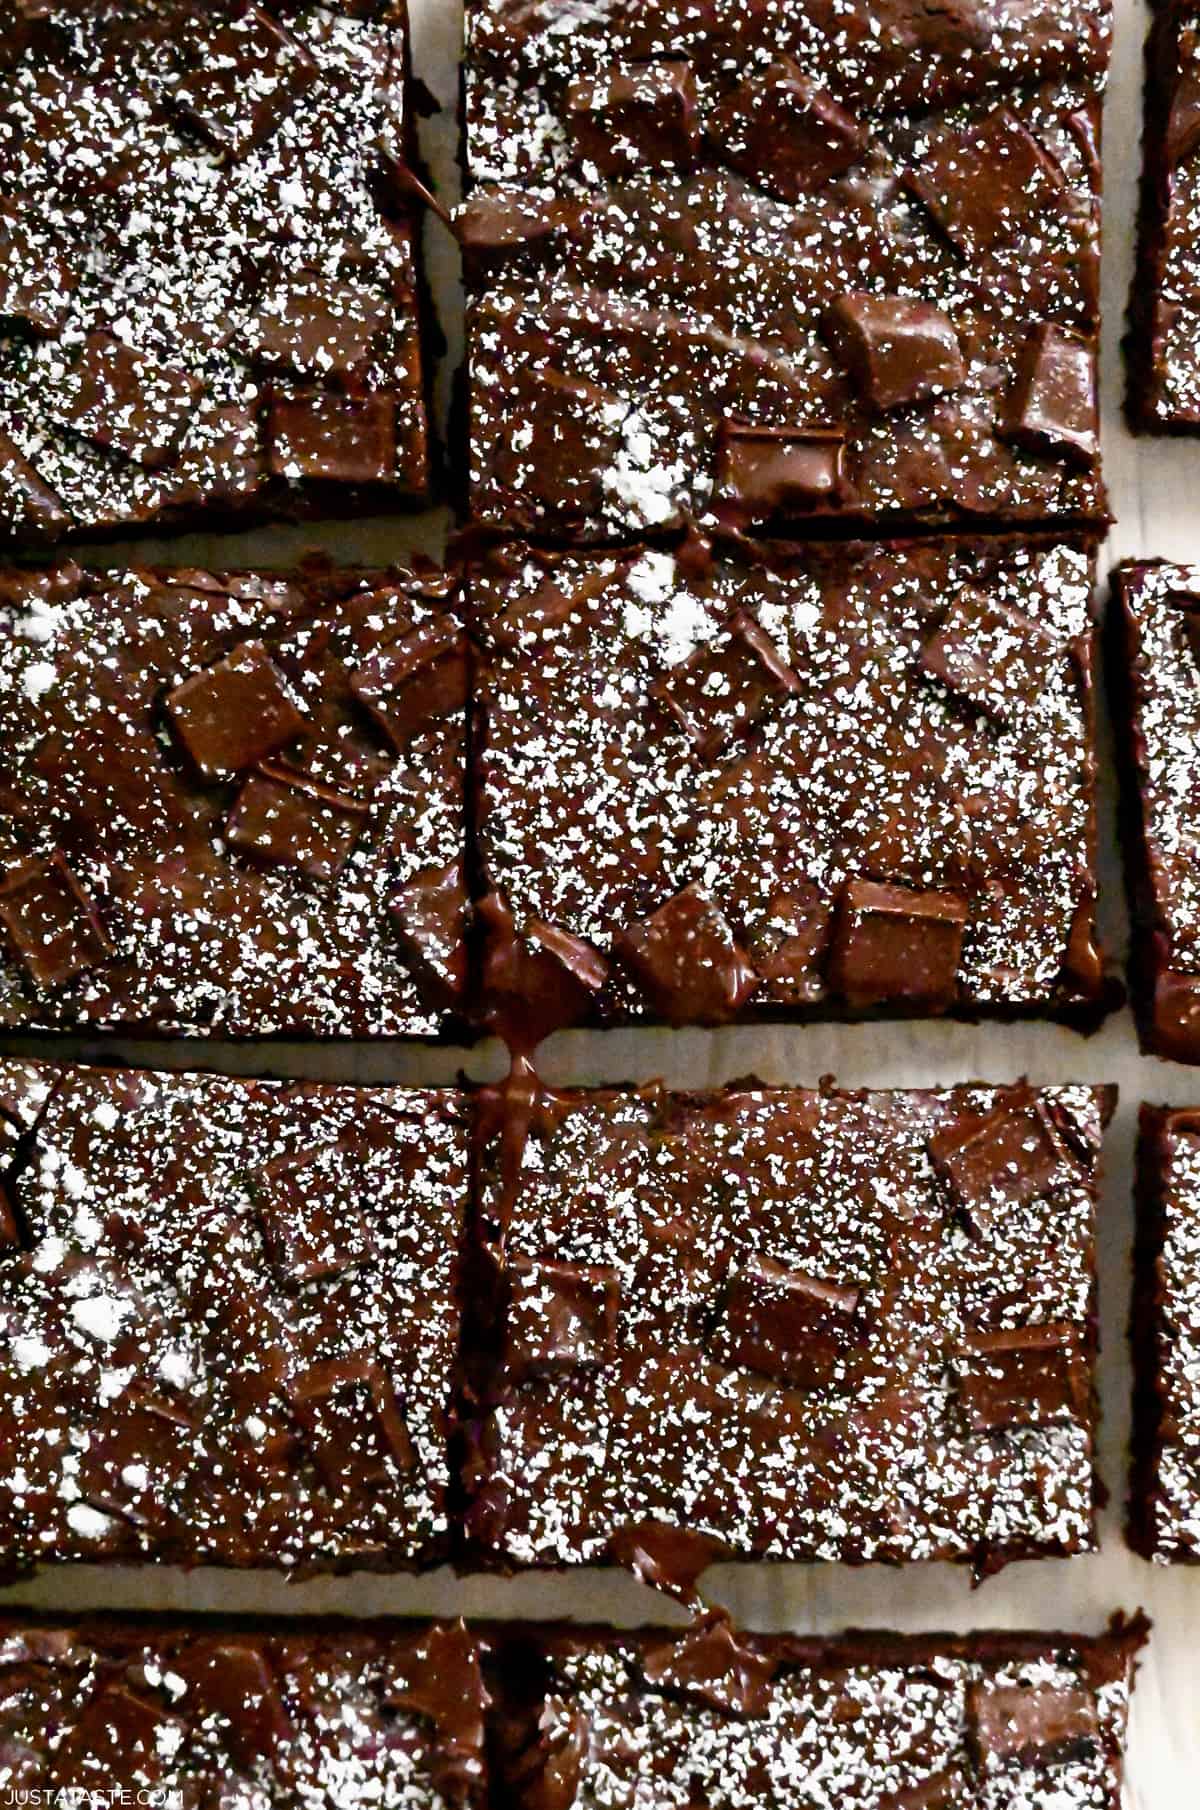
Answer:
455 192 565 268
74 1387 196 1524
53 1683 183 1786
614 885 759 1023
0 200 74 335
257 1149 370 1287
712 424 849 526
290 1356 417 1492
641 1620 777 1718
239 278 392 379
388 861 470 1004
968 1678 1099 1764
486 572 599 652
823 295 966 412
165 640 306 780
564 60 698 178
528 922 609 996
505 1258 620 1381
954 1325 1085 1435
828 880 966 1010
51 334 200 470
651 612 800 758
710 60 864 200
906 110 1069 257
171 1640 292 1767
1001 324 1098 470
226 763 369 882
351 618 469 751
708 1256 864 1391
919 590 1056 726
0 853 111 991
929 1096 1068 1226
171 5 317 159
267 391 397 483
0 431 68 538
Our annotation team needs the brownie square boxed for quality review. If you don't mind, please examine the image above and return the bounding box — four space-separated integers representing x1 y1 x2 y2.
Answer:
1127 1 1200 429
488 1620 1146 1810
466 1076 1112 1578
1111 559 1200 1060
471 536 1108 1036
1131 1103 1200 1561
0 1059 469 1574
0 561 467 1036
0 1 429 546
0 1617 487 1805
462 0 1108 539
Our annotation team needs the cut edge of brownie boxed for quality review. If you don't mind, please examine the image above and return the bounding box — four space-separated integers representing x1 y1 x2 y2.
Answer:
1126 2 1198 433
1129 1102 1200 1563
1108 560 1199 1061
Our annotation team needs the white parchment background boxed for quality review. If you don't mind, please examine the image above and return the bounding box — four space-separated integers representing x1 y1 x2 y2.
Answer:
0 1 1196 1802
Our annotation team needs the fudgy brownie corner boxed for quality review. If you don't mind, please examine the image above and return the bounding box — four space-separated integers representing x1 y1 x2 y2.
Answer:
0 1614 490 1804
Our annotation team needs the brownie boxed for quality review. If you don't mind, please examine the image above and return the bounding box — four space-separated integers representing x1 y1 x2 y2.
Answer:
1130 1103 1200 1561
0 1058 469 1575
0 1 430 546
1109 559 1200 1061
465 1075 1113 1580
0 1614 1147 1806
0 1616 488 1804
0 560 468 1037
471 535 1109 1038
1127 1 1200 428
461 0 1109 540
488 1618 1148 1810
